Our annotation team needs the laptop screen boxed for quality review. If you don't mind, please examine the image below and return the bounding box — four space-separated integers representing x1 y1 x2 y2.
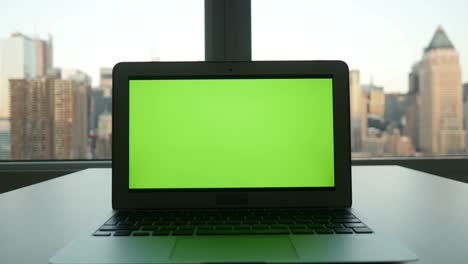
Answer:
129 78 335 189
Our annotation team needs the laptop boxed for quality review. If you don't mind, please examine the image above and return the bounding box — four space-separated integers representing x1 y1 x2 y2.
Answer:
50 61 417 263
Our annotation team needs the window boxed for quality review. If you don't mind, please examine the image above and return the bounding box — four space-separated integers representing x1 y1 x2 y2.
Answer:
3 0 468 163
253 0 468 158
0 0 204 160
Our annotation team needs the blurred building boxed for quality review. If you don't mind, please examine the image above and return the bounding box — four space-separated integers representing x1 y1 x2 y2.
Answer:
367 114 385 132
10 78 54 159
350 70 363 152
384 93 406 128
9 70 89 160
361 128 385 155
0 33 52 118
54 72 90 159
360 90 368 142
100 67 112 97
368 84 385 118
0 120 10 159
464 83 468 153
383 128 415 156
419 26 465 154
405 62 421 150
89 67 112 158
0 33 36 119
95 110 112 159
34 35 53 76
0 33 53 159
463 83 468 102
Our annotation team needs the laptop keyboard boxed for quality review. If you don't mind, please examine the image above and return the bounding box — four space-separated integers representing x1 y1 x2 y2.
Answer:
93 208 373 237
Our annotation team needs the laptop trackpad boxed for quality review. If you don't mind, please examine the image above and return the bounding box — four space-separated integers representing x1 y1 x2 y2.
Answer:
171 236 298 261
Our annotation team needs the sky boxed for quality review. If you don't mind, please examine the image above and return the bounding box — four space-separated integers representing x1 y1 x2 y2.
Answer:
1 0 467 92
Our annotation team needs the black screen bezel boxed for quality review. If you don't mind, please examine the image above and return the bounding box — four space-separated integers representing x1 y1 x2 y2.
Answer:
113 61 351 209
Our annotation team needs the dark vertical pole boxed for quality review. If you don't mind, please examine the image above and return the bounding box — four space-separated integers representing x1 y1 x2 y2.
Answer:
205 0 251 61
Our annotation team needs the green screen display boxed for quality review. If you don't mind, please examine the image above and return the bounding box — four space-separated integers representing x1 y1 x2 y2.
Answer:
129 78 335 189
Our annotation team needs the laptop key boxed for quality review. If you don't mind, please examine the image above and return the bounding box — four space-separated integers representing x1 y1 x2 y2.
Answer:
93 231 111 236
308 223 325 229
345 223 367 228
332 214 356 219
114 231 131 236
153 230 171 236
295 220 313 224
267 228 290 234
270 224 288 230
278 220 295 224
316 228 334 234
133 232 150 236
119 220 136 226
99 225 139 231
159 225 177 231
290 228 314 234
332 211 355 217
331 218 361 223
353 227 373 234
104 216 121 225
259 220 277 225
334 228 354 234
252 224 269 230
155 221 171 225
233 225 251 230
289 224 308 229
178 225 195 230
140 221 154 226
172 230 194 236
327 223 343 228
314 219 330 224
226 220 242 225
197 225 214 230
215 225 233 230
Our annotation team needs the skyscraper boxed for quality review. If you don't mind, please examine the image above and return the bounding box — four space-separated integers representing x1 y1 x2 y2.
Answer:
89 68 112 158
383 128 415 156
368 85 385 118
419 26 465 154
34 35 53 76
10 78 54 159
0 33 53 159
0 33 36 119
10 71 89 160
361 128 385 155
95 110 112 159
384 93 406 127
405 62 421 150
349 70 362 152
0 33 52 118
360 89 368 143
100 67 112 97
53 73 89 159
0 120 10 159
463 83 468 152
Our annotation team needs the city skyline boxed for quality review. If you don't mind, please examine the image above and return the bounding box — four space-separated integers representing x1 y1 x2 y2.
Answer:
350 26 467 157
1 0 467 91
1 20 468 159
